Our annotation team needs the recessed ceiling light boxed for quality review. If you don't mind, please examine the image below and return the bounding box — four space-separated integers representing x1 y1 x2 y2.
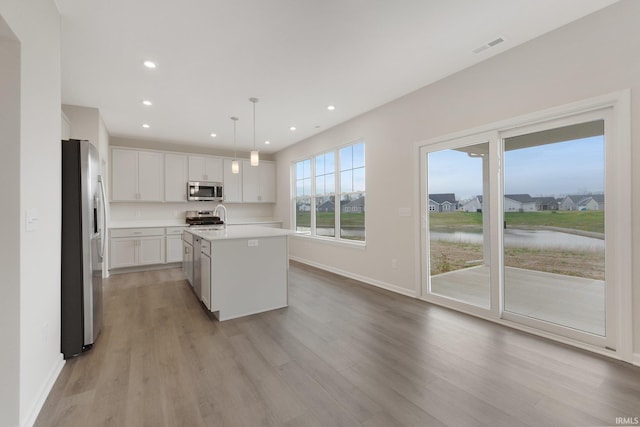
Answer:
142 100 152 106
290 126 296 131
143 60 157 69
327 105 336 111
210 133 217 138
264 140 270 145
142 123 150 128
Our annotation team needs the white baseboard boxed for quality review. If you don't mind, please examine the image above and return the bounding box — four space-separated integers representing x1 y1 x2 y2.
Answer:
633 353 640 367
22 355 65 427
290 256 417 298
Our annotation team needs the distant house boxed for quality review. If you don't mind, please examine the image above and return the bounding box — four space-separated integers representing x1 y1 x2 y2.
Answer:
428 193 457 213
341 196 365 213
461 195 483 212
534 196 559 211
317 199 335 213
560 194 605 211
296 201 311 212
504 194 537 212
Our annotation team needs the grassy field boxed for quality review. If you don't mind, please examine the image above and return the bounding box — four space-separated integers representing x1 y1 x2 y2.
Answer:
430 210 604 234
429 210 605 280
430 240 604 280
296 212 364 228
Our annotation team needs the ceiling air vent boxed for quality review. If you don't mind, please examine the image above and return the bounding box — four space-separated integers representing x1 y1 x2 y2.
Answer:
473 37 505 54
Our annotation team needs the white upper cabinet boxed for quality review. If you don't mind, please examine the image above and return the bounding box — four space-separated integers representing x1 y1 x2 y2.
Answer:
111 149 138 201
188 155 223 182
111 148 163 202
137 151 164 201
165 153 188 202
110 147 275 203
223 159 243 203
242 160 276 203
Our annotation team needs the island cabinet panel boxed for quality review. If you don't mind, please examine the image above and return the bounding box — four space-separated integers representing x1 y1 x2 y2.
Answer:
209 236 287 321
182 235 194 286
201 240 211 310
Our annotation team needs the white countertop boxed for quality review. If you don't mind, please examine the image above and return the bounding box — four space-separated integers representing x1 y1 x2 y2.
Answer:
186 225 296 241
109 218 283 229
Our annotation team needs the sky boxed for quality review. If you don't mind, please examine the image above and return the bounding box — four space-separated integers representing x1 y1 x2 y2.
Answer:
428 136 605 201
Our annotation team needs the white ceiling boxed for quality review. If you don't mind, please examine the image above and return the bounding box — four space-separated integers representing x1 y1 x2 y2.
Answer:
55 0 618 153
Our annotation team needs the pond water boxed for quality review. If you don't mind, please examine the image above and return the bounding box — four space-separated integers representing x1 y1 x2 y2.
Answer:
430 228 604 252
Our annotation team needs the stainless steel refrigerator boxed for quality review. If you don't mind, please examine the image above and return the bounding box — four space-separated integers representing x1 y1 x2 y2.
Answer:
61 139 107 358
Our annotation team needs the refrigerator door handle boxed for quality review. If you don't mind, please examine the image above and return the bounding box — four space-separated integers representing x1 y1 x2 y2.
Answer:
97 175 107 262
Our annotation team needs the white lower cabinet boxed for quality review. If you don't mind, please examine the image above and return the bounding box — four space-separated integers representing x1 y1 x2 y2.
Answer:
166 227 187 263
110 228 166 269
138 237 165 265
109 238 137 268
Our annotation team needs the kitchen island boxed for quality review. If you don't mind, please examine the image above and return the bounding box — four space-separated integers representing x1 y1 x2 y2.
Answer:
184 226 294 321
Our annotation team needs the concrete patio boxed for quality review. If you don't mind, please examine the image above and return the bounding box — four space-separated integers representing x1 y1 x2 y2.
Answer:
430 265 605 336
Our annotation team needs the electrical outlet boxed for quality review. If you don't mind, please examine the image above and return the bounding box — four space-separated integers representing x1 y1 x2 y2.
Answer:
248 239 259 247
135 211 141 218
391 259 398 269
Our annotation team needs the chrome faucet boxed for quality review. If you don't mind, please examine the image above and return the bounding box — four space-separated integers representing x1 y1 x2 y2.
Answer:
213 204 227 229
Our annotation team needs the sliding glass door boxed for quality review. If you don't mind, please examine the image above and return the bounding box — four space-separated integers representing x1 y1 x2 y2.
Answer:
426 140 491 309
420 98 629 353
502 121 608 339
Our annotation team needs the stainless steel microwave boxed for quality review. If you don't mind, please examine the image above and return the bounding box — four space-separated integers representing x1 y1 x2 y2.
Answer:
187 181 223 201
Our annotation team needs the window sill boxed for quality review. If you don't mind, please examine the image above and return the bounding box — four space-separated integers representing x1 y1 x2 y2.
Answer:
291 233 366 250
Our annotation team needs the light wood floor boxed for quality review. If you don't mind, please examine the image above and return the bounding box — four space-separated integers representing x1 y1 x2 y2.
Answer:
37 262 640 427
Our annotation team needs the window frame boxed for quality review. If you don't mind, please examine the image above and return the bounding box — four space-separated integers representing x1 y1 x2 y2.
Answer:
415 90 632 363
292 140 366 246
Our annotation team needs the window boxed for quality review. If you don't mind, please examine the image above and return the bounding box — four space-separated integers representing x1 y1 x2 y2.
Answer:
315 152 335 237
294 159 311 234
293 141 365 242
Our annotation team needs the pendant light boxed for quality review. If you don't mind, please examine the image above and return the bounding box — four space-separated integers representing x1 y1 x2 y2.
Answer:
231 117 239 174
249 97 259 166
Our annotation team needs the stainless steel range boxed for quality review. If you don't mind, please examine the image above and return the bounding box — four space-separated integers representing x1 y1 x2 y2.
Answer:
185 210 224 229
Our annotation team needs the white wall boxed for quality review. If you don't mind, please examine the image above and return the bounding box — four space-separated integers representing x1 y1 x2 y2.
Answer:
0 1 63 426
275 0 640 355
110 135 275 161
0 14 22 427
109 201 276 223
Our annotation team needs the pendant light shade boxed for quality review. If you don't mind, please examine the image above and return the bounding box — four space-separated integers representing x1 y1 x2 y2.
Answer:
231 116 239 174
249 97 259 166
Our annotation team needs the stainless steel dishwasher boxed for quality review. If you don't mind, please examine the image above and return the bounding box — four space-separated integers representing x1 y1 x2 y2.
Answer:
192 236 202 299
